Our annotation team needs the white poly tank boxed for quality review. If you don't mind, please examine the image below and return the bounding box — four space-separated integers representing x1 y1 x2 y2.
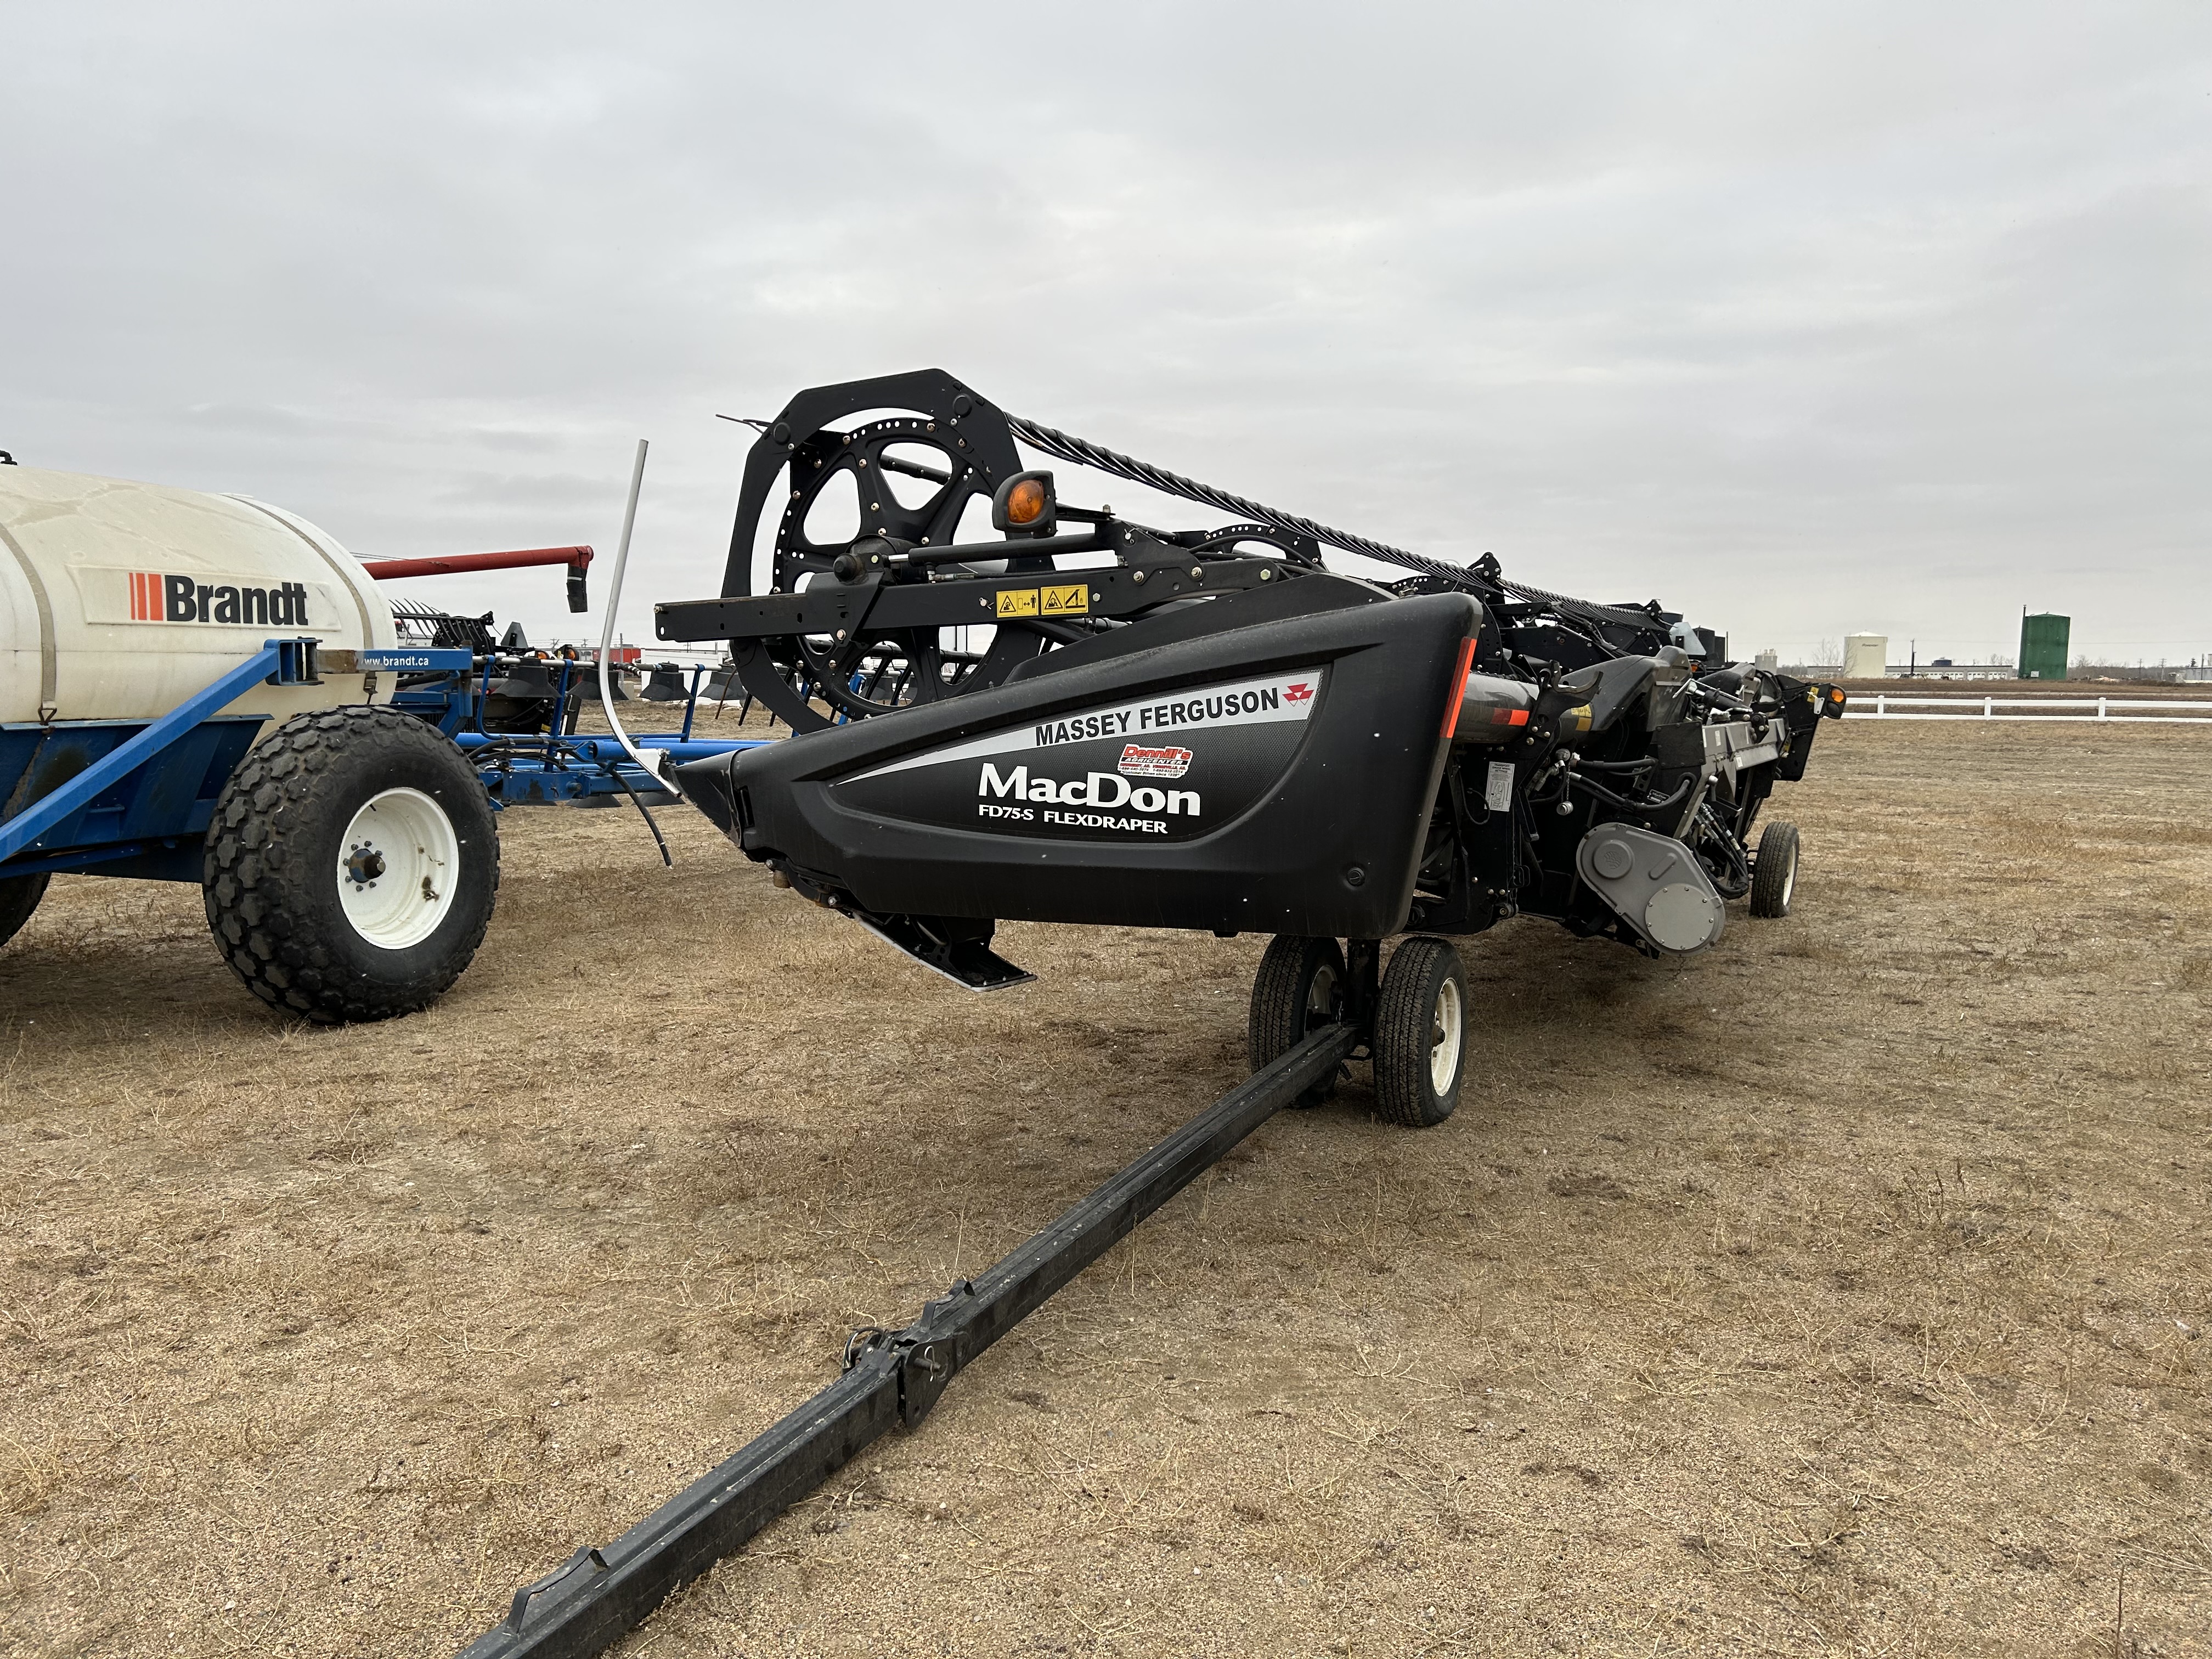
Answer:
0 465 397 726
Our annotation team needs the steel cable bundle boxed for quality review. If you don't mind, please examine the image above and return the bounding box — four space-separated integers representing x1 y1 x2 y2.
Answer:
1006 414 1662 635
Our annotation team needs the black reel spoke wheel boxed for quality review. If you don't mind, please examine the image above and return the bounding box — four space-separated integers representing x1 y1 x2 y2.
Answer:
0 871 49 950
1374 936 1468 1128
204 707 500 1024
1248 934 1348 1107
791 621 947 724
711 375 1349 735
1749 820 1801 918
727 378 1032 732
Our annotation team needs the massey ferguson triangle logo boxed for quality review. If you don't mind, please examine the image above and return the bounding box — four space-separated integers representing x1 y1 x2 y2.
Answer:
1284 681 1313 703
128 572 312 626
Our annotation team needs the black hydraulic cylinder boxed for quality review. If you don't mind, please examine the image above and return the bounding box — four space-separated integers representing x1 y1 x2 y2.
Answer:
455 1021 1361 1659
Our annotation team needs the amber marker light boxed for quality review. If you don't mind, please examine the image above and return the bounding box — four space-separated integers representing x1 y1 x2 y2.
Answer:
991 470 1058 535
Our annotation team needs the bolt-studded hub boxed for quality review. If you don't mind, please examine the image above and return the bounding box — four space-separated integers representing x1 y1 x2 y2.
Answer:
334 787 459 950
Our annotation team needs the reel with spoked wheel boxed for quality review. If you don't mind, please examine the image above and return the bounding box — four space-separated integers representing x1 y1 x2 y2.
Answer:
668 369 1684 738
719 373 1066 732
695 371 1375 735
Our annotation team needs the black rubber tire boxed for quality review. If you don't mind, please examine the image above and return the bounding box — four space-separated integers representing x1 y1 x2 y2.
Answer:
1373 936 1468 1128
1748 820 1801 919
1248 934 1347 1106
0 872 49 951
203 706 499 1024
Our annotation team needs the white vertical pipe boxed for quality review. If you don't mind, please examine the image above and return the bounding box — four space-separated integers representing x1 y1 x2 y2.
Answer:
597 439 679 795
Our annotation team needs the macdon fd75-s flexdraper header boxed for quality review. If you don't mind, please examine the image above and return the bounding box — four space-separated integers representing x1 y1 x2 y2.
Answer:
452 371 1846 1657
658 369 1844 1125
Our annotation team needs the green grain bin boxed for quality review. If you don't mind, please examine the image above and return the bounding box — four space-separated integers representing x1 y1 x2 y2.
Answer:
2019 612 2070 680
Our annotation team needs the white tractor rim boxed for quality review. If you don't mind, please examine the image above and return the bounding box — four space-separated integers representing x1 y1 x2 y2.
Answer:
1430 976 1464 1095
336 787 459 950
1780 845 1799 909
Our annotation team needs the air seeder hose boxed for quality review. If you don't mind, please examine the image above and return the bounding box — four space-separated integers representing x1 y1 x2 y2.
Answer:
596 438 682 800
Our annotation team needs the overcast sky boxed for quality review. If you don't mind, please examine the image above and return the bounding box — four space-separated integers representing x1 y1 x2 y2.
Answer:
6 3 2207 665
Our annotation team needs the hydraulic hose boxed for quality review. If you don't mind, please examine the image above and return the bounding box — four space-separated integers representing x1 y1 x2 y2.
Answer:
596 439 681 800
1564 771 1695 814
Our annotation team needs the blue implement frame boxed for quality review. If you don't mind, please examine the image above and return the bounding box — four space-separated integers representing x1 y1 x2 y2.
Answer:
1 641 770 887
0 639 318 878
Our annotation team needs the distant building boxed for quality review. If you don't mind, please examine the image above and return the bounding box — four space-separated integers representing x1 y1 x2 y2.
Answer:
1755 649 1779 672
2019 613 2070 680
1843 634 1888 679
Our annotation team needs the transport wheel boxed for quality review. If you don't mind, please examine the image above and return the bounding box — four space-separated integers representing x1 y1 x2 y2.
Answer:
1373 937 1468 1128
203 706 499 1024
0 872 49 951
1748 820 1801 919
1248 934 1347 1106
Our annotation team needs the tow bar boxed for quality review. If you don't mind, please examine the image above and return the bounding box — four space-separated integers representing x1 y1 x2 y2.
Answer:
456 1020 1361 1658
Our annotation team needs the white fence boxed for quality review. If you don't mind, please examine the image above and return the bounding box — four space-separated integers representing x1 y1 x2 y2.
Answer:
1844 695 2212 724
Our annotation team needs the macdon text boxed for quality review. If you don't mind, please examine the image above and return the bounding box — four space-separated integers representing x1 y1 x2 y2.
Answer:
979 763 1198 817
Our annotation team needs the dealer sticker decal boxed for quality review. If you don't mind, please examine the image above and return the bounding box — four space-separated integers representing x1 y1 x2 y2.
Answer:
1116 743 1193 779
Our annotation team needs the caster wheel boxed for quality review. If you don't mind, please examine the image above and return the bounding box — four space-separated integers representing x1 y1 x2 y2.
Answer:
1749 821 1801 918
1374 936 1468 1128
1248 935 1347 1107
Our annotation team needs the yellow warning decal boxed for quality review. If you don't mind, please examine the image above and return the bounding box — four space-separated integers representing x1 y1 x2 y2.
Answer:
1040 583 1089 617
996 584 1090 619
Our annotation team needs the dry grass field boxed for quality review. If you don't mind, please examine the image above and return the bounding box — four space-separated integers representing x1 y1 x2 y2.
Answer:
2 715 2208 1658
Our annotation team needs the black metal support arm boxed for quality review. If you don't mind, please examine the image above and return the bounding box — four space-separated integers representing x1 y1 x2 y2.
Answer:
654 545 1288 644
455 1021 1361 1659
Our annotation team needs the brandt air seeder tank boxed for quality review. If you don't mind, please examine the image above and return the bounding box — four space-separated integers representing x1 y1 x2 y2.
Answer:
456 370 1844 1656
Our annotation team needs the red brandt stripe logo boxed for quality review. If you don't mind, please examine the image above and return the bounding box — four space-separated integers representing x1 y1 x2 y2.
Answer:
122 572 312 625
1284 682 1313 703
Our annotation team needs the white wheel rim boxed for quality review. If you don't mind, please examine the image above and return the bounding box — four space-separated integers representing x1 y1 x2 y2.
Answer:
1780 845 1798 909
336 787 459 950
1429 975 1464 1094
1306 962 1339 1026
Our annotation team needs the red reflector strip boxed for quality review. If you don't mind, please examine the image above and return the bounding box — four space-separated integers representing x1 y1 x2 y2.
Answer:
1440 636 1479 739
1489 706 1528 726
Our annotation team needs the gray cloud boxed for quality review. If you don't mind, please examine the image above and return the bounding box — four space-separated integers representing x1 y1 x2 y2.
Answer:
5 2 2206 663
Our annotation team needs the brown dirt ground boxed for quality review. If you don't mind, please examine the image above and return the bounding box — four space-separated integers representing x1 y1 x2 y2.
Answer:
2 716 2208 1658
